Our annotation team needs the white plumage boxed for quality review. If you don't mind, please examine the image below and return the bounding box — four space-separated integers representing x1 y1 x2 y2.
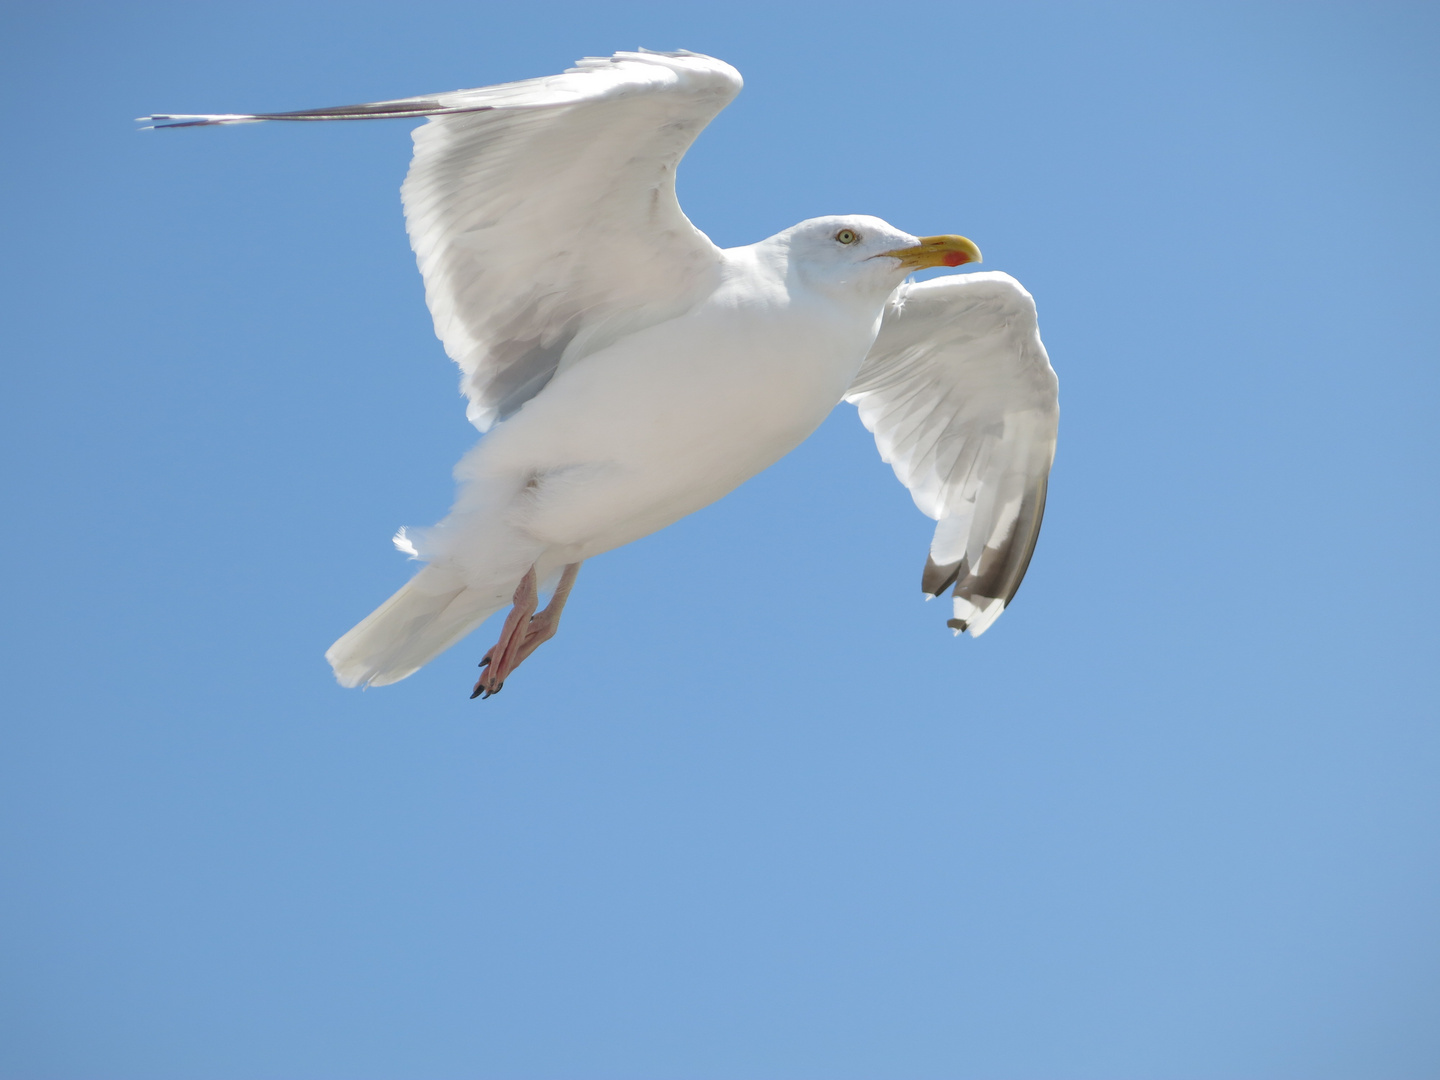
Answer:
850 273 1058 636
143 50 1059 694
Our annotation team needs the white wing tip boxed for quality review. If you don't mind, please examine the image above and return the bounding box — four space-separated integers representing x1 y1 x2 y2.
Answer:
949 596 1005 638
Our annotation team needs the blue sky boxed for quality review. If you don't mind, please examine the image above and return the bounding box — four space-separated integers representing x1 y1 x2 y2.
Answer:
2 2 1437 1077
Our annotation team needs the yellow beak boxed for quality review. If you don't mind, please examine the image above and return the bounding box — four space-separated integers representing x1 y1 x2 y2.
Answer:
881 234 982 271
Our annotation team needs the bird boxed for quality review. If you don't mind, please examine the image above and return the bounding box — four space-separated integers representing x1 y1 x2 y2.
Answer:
142 50 1059 698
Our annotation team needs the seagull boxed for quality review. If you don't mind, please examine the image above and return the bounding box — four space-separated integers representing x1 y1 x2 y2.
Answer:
142 50 1059 698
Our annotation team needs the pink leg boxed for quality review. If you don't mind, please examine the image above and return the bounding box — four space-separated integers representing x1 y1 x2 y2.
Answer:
471 562 582 699
471 568 538 699
510 562 580 668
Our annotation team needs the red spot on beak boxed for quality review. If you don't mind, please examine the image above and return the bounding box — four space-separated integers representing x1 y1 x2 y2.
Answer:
942 251 968 267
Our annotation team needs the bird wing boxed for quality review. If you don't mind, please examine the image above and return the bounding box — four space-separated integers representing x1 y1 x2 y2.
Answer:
845 272 1059 636
143 51 741 430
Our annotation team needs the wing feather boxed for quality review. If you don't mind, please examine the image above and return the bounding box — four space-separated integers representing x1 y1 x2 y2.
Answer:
403 52 739 429
846 272 1059 637
144 51 741 431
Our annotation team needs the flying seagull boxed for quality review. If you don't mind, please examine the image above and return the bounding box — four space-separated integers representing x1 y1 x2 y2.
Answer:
142 50 1059 698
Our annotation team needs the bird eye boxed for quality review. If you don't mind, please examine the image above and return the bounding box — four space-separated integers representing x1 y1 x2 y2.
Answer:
835 229 859 245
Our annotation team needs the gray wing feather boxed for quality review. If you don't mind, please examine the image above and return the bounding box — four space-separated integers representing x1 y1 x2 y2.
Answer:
846 272 1059 636
143 51 741 431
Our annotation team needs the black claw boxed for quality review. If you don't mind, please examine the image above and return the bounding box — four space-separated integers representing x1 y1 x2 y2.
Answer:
469 680 503 700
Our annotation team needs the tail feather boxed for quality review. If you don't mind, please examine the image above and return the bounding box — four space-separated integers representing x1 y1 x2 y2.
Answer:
326 565 507 688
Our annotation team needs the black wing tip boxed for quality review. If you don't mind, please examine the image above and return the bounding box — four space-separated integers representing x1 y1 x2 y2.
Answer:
933 473 1052 620
921 556 964 597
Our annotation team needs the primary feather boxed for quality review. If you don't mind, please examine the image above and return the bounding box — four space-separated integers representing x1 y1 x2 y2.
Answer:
847 273 1059 636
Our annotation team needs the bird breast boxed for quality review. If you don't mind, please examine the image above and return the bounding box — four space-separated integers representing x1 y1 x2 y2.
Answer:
461 280 885 558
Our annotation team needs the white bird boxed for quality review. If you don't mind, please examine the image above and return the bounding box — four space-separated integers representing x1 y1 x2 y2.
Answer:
143 50 1059 698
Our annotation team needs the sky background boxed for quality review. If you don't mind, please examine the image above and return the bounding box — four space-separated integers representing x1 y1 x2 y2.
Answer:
2 2 1438 1078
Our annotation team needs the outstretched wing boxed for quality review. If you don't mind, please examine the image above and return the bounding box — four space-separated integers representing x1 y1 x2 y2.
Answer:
143 51 741 430
846 272 1059 637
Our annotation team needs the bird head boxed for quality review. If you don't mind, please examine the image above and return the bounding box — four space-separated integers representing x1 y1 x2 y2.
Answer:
777 215 982 300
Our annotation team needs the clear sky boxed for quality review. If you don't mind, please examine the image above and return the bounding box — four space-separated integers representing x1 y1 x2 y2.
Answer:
2 2 1437 1077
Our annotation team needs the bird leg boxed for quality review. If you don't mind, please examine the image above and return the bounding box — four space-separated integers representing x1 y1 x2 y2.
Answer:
510 561 581 669
471 568 538 699
471 562 582 699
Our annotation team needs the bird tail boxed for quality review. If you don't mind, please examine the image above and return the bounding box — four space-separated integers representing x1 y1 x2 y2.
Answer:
325 564 507 688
